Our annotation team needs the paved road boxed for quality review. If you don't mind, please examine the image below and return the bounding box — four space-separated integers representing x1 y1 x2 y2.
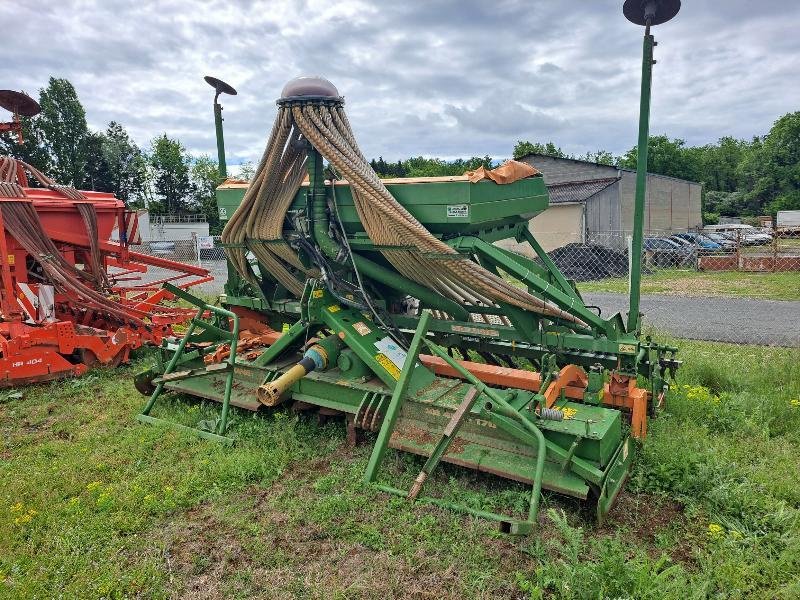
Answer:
120 259 799 346
582 292 800 346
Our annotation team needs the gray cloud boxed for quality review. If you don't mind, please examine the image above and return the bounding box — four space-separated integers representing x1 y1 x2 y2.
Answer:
1 0 798 164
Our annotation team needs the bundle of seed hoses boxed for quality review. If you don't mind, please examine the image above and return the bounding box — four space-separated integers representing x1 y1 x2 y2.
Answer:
0 156 147 327
221 101 587 328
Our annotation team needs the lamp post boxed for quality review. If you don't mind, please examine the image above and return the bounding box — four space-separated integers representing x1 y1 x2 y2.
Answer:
623 0 681 333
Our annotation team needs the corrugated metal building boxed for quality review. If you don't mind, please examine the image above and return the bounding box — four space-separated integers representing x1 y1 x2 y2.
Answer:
517 153 702 251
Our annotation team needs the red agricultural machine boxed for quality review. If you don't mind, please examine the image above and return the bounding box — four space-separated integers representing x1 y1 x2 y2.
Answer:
0 90 211 386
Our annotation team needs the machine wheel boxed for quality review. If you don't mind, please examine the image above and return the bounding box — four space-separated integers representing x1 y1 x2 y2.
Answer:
134 369 157 396
77 348 99 368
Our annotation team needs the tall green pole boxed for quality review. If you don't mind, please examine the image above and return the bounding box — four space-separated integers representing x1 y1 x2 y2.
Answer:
213 99 227 179
627 28 655 333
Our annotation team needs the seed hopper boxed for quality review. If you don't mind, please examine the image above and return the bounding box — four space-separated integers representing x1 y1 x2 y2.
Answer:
136 1 681 533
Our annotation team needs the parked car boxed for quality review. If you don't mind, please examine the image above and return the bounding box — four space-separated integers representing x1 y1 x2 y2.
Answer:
642 237 695 268
702 232 737 251
668 235 694 248
672 232 724 252
703 224 772 246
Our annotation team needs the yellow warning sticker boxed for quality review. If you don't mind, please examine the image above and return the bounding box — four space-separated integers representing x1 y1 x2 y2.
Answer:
618 343 637 354
7 254 14 266
561 406 577 420
375 353 401 379
311 289 324 298
281 323 290 333
327 304 341 313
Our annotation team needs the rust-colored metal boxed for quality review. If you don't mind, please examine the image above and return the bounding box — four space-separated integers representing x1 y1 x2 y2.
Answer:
419 354 650 437
541 364 589 408
603 373 649 438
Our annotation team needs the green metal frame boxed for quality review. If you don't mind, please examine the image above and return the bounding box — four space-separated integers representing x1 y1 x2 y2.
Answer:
136 283 240 444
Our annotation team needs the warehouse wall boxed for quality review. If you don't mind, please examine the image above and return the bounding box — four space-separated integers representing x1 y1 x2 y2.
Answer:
530 203 585 251
585 182 622 237
519 154 702 237
618 170 702 233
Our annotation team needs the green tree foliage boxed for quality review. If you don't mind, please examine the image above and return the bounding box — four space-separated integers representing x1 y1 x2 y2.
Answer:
580 149 616 166
81 132 113 192
102 122 149 205
738 112 800 214
369 156 492 178
237 160 256 181
191 156 223 233
513 140 568 159
618 114 799 217
37 78 89 186
0 112 51 174
149 134 192 214
618 135 693 179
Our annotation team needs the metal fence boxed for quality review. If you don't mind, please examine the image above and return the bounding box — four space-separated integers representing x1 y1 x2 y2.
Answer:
128 229 800 349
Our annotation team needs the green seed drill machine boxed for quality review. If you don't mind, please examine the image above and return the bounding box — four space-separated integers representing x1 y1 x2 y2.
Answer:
136 0 681 533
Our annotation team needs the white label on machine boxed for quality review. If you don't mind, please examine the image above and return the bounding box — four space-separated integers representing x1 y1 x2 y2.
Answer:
198 236 215 250
218 206 228 220
446 204 469 219
374 336 408 371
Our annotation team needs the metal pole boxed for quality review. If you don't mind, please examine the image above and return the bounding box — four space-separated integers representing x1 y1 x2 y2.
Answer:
213 98 227 179
627 27 655 333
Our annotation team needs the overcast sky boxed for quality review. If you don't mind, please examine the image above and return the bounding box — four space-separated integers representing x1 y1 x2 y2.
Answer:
2 0 798 166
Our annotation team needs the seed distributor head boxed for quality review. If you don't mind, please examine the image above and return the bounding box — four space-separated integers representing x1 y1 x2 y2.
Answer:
623 0 680 27
278 76 343 106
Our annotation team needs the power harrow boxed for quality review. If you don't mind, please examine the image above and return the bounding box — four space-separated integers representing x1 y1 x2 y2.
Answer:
136 1 682 533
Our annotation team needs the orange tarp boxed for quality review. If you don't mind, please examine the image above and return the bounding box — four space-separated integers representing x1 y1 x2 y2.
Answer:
464 160 539 184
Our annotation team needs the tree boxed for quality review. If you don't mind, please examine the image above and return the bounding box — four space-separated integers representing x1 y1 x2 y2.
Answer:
81 131 113 191
150 134 192 213
618 135 692 179
37 78 89 186
102 121 149 204
0 112 51 174
237 160 255 181
738 112 800 215
191 155 223 232
580 149 617 166
513 140 569 160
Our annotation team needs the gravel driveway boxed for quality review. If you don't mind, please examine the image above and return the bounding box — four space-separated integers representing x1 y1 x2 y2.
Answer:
582 292 800 346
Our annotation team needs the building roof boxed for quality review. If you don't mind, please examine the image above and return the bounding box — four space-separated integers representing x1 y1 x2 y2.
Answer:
546 177 619 204
520 152 701 186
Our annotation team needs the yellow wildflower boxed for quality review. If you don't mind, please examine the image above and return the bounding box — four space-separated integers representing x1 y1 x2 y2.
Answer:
790 399 800 408
10 502 23 514
14 511 35 525
86 481 102 492
707 523 725 539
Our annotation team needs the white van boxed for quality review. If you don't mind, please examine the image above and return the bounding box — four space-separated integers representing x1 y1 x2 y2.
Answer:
703 224 772 245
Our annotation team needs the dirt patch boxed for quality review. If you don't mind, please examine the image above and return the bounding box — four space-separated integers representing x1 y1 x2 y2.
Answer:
160 504 252 600
600 491 695 565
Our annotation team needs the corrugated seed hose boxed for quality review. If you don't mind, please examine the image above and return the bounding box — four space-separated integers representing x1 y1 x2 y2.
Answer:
221 104 587 328
0 156 148 327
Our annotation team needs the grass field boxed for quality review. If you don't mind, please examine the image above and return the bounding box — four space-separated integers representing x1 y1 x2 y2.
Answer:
1 342 800 599
578 269 800 301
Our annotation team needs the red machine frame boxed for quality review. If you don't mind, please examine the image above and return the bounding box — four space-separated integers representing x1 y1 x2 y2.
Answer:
0 159 212 386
